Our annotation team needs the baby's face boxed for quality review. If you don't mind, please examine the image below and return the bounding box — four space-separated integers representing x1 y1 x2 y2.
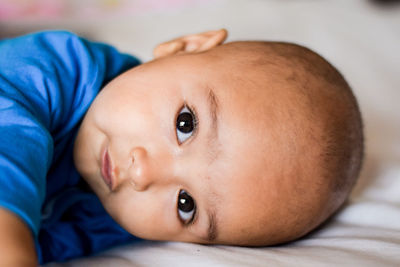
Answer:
74 46 326 245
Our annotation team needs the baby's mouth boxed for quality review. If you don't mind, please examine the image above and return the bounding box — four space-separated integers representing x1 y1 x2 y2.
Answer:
101 148 114 191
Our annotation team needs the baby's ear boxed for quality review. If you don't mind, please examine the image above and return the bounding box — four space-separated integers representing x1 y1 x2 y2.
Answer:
153 29 228 59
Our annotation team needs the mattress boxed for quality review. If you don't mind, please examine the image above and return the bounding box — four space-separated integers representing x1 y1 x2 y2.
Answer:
2 0 399 266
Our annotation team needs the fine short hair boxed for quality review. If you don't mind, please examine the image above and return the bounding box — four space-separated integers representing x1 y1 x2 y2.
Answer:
225 41 364 208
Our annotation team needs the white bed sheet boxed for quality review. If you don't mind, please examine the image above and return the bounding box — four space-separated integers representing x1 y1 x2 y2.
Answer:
10 0 396 266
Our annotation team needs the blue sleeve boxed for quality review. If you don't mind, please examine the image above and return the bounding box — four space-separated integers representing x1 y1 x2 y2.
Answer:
0 31 140 237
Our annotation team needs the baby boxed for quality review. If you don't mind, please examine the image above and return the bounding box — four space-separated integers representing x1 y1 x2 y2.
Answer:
0 29 364 265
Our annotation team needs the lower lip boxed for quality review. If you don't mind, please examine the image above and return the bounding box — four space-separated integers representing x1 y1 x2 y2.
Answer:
101 148 113 190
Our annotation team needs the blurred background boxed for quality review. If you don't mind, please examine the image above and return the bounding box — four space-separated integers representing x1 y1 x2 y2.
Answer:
0 0 399 60
0 0 399 199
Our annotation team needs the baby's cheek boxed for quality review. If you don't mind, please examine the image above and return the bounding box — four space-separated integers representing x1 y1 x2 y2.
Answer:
99 189 166 240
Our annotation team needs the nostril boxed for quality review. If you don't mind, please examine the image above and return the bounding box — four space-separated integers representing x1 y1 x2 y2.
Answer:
130 150 137 166
131 147 147 164
129 147 149 191
129 180 137 190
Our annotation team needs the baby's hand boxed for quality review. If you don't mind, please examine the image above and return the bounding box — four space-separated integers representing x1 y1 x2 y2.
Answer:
153 29 228 59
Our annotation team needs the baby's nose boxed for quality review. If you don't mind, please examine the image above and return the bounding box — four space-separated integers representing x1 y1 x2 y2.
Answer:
128 147 157 191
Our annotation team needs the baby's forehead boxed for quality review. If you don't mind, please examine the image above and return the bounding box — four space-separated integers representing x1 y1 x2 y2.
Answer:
202 43 308 85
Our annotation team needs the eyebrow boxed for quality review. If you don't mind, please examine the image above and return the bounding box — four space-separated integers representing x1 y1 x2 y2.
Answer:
206 88 220 163
206 209 218 242
207 88 219 139
204 87 220 242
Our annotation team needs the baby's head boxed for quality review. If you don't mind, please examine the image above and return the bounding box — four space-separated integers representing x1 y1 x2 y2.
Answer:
73 36 364 246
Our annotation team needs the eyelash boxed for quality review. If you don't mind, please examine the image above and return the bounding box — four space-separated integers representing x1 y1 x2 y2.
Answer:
186 208 198 226
185 104 199 130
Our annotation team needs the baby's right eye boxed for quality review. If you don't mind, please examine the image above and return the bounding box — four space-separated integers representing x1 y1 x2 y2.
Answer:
177 190 196 224
176 105 197 144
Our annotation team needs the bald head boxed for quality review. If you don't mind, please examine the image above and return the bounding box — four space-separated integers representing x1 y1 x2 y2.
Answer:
205 41 364 243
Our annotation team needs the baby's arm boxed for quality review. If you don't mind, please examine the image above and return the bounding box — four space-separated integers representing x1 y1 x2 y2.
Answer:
0 31 140 264
0 208 37 266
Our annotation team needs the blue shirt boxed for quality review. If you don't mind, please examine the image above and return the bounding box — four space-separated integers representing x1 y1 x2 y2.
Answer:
0 31 141 263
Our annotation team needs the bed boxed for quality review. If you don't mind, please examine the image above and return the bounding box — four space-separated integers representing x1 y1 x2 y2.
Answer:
1 0 399 266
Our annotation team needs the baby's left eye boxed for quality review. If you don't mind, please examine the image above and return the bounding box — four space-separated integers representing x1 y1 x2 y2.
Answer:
177 190 196 224
176 106 197 144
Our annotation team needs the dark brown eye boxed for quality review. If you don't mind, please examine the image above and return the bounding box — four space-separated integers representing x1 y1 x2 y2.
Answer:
177 190 196 223
177 112 194 133
176 106 196 144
